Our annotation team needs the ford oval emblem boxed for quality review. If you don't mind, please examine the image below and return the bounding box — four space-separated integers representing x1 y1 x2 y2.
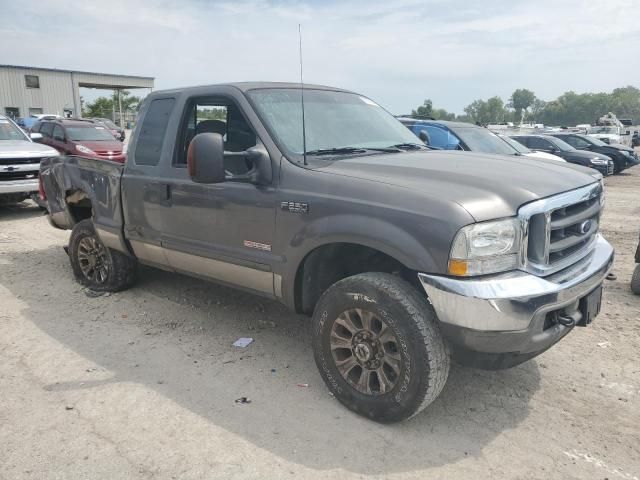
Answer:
579 220 592 234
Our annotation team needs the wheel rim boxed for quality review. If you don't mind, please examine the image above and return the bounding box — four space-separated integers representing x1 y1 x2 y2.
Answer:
77 235 110 285
330 308 402 395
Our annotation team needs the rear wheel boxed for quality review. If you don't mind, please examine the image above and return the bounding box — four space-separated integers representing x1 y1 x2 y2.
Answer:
312 272 449 423
69 219 137 292
631 265 640 295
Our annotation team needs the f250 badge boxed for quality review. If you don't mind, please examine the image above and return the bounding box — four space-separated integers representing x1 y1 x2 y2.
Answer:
281 201 309 214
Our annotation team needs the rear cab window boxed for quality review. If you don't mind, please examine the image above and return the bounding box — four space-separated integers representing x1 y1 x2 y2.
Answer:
134 98 176 166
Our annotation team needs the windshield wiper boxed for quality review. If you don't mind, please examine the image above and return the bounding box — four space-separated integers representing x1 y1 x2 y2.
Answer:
386 143 428 151
306 146 400 156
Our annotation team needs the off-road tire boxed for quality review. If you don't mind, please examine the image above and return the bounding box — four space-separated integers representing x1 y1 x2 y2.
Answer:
68 219 137 292
631 265 640 295
312 272 449 423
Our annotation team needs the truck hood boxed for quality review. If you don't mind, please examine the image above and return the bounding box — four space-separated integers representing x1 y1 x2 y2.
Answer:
316 151 599 221
0 140 60 158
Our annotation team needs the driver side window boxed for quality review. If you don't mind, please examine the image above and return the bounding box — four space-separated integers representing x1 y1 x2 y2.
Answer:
176 99 257 175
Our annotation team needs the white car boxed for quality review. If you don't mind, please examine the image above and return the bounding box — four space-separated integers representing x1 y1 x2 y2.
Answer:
498 134 566 162
587 126 625 146
0 115 59 205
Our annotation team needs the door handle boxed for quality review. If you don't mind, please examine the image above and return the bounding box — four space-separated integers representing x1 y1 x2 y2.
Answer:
160 183 171 206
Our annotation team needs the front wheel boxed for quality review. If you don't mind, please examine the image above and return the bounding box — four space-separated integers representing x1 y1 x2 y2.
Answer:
312 272 449 423
68 219 137 292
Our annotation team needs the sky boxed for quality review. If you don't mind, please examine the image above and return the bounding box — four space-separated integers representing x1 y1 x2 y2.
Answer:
3 0 639 114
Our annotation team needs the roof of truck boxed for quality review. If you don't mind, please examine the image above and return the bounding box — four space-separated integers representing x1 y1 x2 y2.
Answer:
149 82 354 96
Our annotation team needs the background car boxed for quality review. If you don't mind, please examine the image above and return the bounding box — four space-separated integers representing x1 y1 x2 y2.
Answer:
15 116 39 132
0 115 59 205
511 134 614 176
497 134 566 162
400 118 520 155
547 132 638 173
32 118 125 162
88 117 125 141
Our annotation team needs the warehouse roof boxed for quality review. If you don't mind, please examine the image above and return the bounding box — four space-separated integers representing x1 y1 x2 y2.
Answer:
0 64 154 81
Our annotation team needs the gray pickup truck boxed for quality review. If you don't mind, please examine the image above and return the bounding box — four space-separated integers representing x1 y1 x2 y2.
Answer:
41 83 614 422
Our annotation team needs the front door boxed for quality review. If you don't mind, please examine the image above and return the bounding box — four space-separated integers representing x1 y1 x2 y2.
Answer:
160 94 277 296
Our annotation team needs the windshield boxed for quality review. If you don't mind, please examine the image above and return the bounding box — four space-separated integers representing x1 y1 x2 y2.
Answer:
67 126 117 141
0 118 29 141
247 88 421 159
499 135 530 153
588 126 618 135
548 136 575 151
96 118 118 129
578 134 607 146
453 127 517 155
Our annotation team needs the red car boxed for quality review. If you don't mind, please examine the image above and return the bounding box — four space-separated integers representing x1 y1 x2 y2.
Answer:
32 118 125 163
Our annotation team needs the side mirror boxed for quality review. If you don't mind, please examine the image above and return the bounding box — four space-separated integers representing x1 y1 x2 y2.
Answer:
187 133 226 184
418 130 430 145
30 132 43 141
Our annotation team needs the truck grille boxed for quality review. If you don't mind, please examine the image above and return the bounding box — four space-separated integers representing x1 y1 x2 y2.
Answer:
0 157 43 166
520 182 603 276
0 170 38 181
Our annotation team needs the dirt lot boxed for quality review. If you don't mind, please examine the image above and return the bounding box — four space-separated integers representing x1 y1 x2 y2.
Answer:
1 165 639 480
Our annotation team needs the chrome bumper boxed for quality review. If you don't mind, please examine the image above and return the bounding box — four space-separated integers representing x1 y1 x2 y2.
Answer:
0 179 39 194
419 234 614 332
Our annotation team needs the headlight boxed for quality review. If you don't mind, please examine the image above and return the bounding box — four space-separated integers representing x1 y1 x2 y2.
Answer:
76 144 95 155
448 218 521 276
590 157 609 165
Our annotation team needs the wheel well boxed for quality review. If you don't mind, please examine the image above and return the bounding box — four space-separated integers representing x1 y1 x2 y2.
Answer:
65 190 93 224
294 243 418 315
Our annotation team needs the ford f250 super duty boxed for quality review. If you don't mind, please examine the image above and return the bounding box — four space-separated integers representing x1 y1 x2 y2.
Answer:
40 83 614 422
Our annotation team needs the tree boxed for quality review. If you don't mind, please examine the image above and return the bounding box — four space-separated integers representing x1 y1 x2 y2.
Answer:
411 99 433 117
83 90 142 118
432 108 456 121
463 96 506 124
84 97 114 118
509 89 536 124
529 98 546 122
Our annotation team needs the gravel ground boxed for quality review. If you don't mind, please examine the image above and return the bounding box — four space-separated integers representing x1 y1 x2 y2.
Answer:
1 164 639 480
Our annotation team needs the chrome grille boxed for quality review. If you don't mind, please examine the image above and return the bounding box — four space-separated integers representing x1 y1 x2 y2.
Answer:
519 182 603 276
548 196 599 263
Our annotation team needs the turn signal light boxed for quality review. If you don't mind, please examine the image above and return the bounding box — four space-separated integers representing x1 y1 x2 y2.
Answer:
448 259 468 276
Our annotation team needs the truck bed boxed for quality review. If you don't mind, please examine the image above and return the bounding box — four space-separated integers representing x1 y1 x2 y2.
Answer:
40 155 125 241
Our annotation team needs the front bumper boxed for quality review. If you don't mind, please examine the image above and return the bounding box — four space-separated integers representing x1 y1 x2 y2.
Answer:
419 235 614 368
0 178 39 195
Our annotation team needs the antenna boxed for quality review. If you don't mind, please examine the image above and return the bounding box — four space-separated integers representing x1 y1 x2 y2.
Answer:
298 24 307 165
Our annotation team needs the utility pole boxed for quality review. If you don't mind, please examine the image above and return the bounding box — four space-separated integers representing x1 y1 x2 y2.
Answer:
118 89 124 128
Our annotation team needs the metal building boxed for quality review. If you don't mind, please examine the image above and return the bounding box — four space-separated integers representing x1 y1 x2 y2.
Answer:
0 64 154 120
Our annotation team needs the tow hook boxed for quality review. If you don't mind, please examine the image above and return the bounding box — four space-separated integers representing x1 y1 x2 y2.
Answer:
556 313 576 327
